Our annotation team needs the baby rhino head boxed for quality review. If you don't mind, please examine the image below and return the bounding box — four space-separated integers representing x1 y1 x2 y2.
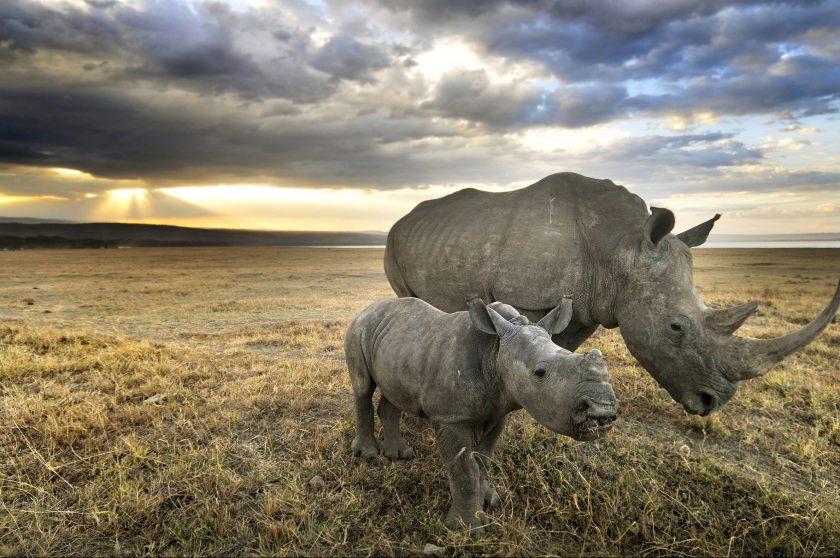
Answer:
467 298 618 441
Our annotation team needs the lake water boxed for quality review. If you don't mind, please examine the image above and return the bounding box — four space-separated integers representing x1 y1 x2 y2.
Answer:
306 242 840 249
703 241 840 248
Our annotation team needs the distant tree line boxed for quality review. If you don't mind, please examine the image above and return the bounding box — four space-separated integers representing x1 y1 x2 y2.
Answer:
0 236 228 250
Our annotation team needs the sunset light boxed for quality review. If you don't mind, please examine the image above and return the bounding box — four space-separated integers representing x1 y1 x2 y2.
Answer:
0 0 838 235
91 188 150 221
2 2 840 553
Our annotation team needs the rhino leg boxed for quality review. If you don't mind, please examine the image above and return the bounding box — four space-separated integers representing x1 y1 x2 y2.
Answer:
552 323 598 351
477 417 506 511
346 343 380 459
377 397 415 460
435 422 488 536
350 392 380 459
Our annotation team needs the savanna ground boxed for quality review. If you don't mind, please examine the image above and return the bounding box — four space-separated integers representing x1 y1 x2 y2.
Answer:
1 247 839 556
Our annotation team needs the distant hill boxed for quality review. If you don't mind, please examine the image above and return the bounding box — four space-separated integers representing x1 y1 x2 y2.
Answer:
0 221 386 249
0 217 77 224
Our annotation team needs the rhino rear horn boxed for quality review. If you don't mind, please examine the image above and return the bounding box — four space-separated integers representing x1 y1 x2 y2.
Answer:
727 280 840 380
677 214 721 247
645 207 675 246
706 300 759 334
537 297 574 334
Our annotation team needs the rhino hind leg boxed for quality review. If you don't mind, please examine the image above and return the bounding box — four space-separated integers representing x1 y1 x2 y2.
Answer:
346 338 380 459
436 422 489 536
377 397 415 460
476 417 506 511
350 391 380 459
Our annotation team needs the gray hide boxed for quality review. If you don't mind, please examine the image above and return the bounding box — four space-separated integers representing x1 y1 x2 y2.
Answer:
385 172 840 415
345 296 617 533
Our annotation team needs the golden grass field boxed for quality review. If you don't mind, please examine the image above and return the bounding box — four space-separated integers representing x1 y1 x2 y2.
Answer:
1 247 839 556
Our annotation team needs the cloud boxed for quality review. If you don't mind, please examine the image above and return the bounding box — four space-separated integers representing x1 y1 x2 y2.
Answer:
0 0 838 217
311 35 391 83
375 0 840 120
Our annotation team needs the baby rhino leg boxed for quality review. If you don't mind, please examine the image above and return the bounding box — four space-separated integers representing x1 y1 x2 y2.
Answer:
477 417 506 511
435 423 488 536
377 397 415 460
346 335 379 459
350 389 380 459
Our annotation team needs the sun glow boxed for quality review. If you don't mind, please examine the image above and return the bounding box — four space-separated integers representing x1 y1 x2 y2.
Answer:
49 167 94 179
161 185 365 205
91 188 150 220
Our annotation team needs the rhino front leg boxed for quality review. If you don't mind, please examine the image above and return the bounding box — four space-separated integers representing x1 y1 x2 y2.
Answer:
435 422 488 535
477 416 506 511
377 397 415 460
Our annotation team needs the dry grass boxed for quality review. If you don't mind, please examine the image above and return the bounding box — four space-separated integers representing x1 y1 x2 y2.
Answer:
1 247 839 556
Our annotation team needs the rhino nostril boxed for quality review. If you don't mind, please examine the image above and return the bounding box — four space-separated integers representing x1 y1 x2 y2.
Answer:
698 390 718 416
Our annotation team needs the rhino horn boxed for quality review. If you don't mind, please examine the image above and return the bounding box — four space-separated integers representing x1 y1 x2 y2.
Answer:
645 207 675 246
677 214 721 247
724 280 840 381
705 300 759 334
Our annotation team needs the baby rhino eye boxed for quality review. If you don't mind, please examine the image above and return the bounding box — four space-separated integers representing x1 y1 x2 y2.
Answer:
534 368 547 378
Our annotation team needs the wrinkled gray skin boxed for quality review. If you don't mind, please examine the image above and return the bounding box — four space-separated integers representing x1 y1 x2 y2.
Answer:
345 296 617 534
385 172 840 416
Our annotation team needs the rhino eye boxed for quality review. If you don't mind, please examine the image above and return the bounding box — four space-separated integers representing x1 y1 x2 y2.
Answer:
670 323 683 332
534 368 547 378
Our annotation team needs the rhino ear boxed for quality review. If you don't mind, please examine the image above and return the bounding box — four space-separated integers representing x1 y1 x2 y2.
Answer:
467 298 496 334
467 298 516 337
645 206 675 246
537 297 573 334
677 214 721 247
486 306 517 338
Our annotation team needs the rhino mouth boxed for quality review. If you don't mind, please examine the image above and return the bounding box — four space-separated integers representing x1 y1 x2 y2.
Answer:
574 415 615 440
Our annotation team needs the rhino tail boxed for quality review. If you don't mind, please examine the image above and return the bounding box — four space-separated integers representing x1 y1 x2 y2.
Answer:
384 228 417 298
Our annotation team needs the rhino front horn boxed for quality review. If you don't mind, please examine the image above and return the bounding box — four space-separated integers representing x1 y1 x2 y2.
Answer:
706 300 759 334
727 279 840 381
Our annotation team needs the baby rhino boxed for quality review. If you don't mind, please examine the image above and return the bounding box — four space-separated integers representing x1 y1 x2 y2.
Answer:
345 296 618 533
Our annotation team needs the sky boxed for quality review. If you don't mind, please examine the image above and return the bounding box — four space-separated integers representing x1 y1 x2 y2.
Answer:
0 0 839 233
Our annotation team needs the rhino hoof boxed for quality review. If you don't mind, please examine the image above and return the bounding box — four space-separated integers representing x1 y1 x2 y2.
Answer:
444 510 489 537
351 438 379 460
383 443 415 461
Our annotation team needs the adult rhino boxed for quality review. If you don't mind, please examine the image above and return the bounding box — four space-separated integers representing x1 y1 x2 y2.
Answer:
385 172 840 416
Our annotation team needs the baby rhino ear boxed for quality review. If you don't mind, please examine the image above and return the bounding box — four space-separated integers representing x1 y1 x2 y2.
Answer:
467 298 516 338
537 297 574 334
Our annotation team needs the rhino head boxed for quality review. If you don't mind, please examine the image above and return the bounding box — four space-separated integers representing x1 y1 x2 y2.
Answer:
467 298 618 440
614 207 840 415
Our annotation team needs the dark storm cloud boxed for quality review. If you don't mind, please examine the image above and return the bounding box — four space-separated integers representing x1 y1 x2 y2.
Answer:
0 0 837 196
0 0 342 103
0 82 528 191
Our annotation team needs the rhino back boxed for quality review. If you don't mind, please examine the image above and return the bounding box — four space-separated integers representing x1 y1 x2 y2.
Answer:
355 298 501 422
386 173 648 316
